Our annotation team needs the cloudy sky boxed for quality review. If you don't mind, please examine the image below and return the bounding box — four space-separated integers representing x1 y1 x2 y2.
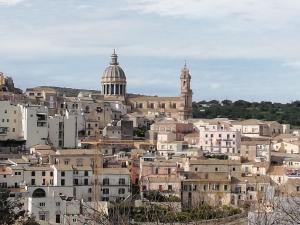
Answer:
1 0 300 102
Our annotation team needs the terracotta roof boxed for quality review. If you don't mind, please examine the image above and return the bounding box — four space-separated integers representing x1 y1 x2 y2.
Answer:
184 172 230 182
97 168 130 175
189 159 241 165
147 176 181 183
232 175 271 184
55 149 100 155
128 96 181 101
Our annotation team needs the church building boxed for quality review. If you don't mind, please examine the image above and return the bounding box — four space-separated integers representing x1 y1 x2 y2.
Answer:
101 51 193 121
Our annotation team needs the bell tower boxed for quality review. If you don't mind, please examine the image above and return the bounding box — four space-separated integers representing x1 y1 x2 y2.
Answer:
180 62 193 120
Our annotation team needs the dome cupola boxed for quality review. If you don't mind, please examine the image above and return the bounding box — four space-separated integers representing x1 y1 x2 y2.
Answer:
101 50 127 97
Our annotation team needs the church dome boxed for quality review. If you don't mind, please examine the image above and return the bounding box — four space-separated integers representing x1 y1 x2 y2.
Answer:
101 50 127 97
101 50 126 83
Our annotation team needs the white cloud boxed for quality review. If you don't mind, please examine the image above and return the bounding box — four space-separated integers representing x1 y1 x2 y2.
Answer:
283 61 300 70
0 0 25 6
127 0 300 24
209 83 221 90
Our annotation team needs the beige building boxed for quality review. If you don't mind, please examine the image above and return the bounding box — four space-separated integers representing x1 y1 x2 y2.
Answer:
241 140 271 162
100 51 193 121
182 172 231 208
273 141 300 154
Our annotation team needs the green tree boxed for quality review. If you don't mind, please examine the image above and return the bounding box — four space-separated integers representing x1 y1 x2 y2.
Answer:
0 188 25 225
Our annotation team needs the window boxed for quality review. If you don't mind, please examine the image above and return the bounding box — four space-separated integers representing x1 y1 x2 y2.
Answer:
50 172 53 176
155 168 159 174
84 179 88 185
42 171 46 176
103 178 109 186
102 197 109 201
212 184 220 191
215 167 218 172
297 186 300 192
232 167 236 171
61 171 65 177
72 218 77 223
31 171 35 176
118 188 125 194
74 179 78 186
64 160 69 165
119 178 125 185
102 188 109 194
56 215 60 223
12 128 15 132
61 179 65 186
42 179 46 185
168 168 171 175
39 202 45 207
168 185 173 191
224 185 228 191
32 188 46 198
39 213 46 221
31 179 35 185
84 171 89 176
88 188 92 193
195 167 198 172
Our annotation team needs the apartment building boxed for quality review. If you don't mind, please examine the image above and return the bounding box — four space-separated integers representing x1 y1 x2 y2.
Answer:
181 172 231 208
20 105 48 148
198 121 241 155
0 101 23 142
48 111 81 149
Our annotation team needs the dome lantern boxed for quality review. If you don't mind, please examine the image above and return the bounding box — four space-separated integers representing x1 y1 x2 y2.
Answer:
101 50 127 97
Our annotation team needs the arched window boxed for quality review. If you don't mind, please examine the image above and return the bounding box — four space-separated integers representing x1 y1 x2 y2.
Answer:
32 188 46 198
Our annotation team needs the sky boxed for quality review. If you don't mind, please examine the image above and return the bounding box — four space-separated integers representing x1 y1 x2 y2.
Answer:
1 0 300 103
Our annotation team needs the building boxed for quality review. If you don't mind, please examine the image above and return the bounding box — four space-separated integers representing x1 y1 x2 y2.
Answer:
198 121 241 155
0 101 23 143
48 111 81 149
20 105 48 148
181 172 231 208
101 51 193 121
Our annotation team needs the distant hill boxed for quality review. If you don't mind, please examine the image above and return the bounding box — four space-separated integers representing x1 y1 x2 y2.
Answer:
27 86 101 97
193 100 300 127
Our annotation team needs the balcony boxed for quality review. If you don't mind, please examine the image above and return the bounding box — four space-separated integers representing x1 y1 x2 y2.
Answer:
37 113 47 122
0 127 8 135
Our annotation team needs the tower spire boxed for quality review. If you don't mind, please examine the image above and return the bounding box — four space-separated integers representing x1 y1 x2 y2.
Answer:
110 49 118 65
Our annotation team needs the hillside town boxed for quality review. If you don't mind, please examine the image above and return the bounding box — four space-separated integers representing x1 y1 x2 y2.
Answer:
1 52 300 225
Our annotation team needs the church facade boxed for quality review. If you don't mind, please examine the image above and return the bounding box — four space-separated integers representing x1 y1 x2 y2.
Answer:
101 51 193 121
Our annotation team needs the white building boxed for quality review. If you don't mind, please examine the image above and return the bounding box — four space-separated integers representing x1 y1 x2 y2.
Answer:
157 141 188 158
20 105 48 149
198 121 241 155
0 101 23 141
99 168 131 202
49 111 81 149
